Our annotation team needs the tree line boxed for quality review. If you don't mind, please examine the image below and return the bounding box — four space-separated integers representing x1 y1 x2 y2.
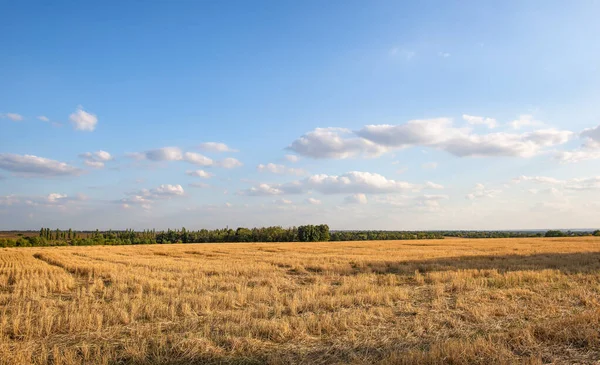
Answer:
2 225 331 247
442 230 600 239
1 227 598 248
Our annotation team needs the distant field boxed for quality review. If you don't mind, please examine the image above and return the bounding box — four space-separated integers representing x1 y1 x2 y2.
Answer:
0 231 39 239
1 238 600 364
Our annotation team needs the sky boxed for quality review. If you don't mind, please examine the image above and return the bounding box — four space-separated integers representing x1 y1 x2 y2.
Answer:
1 0 600 231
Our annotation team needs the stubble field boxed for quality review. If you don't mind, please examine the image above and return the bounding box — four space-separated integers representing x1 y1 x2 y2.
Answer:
1 237 600 364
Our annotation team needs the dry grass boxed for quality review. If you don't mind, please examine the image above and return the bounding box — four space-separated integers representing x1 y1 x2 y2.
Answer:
1 237 600 364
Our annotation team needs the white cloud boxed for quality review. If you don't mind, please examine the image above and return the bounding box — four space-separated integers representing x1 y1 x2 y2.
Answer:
198 142 237 153
284 154 300 163
217 157 243 169
3 193 86 209
425 181 444 190
466 183 501 199
306 197 322 205
128 147 241 168
145 147 183 161
462 114 497 129
556 124 600 163
422 162 438 169
274 198 293 205
438 52 451 58
509 115 543 129
121 184 185 207
79 150 112 169
152 184 185 197
37 116 50 122
257 163 306 176
438 129 572 158
238 182 304 196
556 149 600 163
288 118 572 159
186 169 213 178
344 193 368 204
305 171 418 195
84 160 105 168
581 125 600 144
184 152 213 166
0 153 82 177
357 119 457 148
69 107 98 131
1 113 24 121
288 127 387 159
239 171 421 197
46 193 67 203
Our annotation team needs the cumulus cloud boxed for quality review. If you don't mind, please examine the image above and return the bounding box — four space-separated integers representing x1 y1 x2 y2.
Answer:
239 171 420 197
238 182 304 196
2 193 86 209
128 147 241 168
151 184 185 197
357 119 457 148
292 118 571 159
306 197 322 205
556 149 600 163
217 157 243 169
437 129 571 158
2 113 24 121
462 114 497 129
306 171 418 195
581 125 600 144
274 198 293 205
79 150 112 168
344 193 368 204
288 127 387 159
69 107 98 131
257 163 306 176
186 170 213 178
466 183 501 200
198 142 238 153
184 152 213 166
145 147 184 161
37 116 50 122
121 184 185 207
0 153 82 177
556 124 600 163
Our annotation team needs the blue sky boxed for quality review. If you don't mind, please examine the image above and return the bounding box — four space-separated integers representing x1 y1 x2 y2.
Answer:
1 1 600 230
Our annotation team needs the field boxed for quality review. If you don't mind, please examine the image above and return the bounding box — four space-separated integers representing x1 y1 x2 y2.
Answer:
1 238 600 364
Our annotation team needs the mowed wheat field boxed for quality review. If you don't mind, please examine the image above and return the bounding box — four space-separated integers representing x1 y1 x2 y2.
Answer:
1 238 600 365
